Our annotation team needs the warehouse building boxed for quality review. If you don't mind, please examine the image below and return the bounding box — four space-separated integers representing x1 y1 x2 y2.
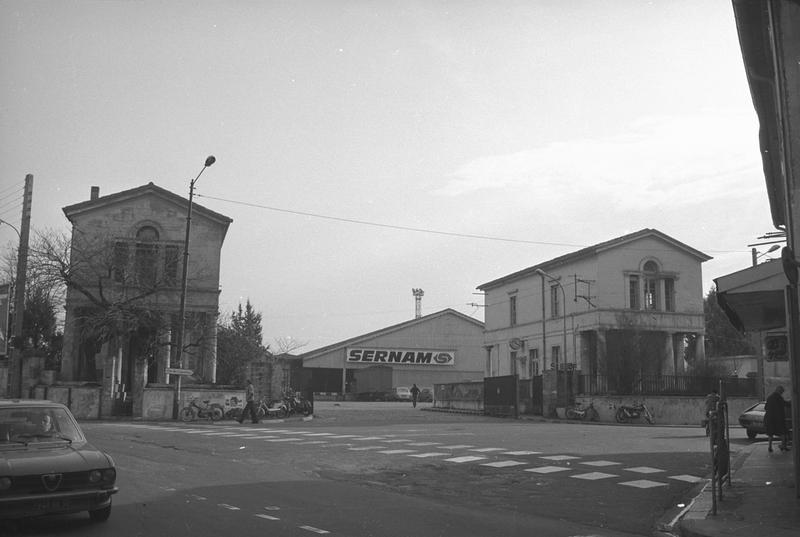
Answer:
300 308 485 399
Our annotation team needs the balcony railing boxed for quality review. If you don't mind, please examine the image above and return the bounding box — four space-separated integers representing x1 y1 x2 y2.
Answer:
578 374 758 397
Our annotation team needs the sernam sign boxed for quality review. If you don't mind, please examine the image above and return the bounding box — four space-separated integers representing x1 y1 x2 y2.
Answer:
347 348 455 366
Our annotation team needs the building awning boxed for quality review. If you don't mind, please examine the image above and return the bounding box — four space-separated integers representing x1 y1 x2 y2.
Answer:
714 260 788 332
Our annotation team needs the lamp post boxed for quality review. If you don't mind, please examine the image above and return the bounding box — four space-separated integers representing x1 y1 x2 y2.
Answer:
173 156 215 418
535 268 567 413
751 244 780 266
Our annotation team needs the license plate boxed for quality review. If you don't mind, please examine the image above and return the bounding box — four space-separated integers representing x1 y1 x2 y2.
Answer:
35 498 73 512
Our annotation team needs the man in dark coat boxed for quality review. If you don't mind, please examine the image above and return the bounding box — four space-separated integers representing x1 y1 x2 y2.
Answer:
765 385 789 452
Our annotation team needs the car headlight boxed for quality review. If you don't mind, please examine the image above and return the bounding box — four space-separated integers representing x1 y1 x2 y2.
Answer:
0 477 11 491
102 468 116 483
89 470 102 483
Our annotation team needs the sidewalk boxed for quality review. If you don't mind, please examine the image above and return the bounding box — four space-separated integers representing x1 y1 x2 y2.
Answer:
677 440 799 537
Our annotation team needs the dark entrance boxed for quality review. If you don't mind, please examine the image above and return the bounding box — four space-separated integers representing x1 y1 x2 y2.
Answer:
484 375 518 417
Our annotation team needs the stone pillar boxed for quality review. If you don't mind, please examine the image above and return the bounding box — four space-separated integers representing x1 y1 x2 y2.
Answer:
99 341 115 419
663 332 675 374
675 334 686 374
132 352 148 420
59 308 79 382
204 316 217 384
156 328 171 384
596 330 607 376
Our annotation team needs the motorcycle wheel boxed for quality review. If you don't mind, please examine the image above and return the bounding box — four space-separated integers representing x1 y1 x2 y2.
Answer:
565 408 579 420
614 407 629 423
210 407 223 421
257 407 266 419
277 406 288 418
179 408 194 422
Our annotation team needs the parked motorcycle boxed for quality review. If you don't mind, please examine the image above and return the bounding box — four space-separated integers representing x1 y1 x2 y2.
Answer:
257 397 288 419
180 398 224 422
566 402 599 421
284 394 313 417
614 401 654 424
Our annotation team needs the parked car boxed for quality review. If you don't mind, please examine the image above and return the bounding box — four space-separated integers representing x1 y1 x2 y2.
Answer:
738 401 792 440
0 399 118 522
418 388 433 402
392 387 412 401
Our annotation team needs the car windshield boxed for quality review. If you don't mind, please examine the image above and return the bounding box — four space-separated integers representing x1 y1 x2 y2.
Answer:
0 406 85 446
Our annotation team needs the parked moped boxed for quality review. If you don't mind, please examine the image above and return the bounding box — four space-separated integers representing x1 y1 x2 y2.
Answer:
614 401 654 424
180 398 224 422
257 398 288 419
566 402 599 421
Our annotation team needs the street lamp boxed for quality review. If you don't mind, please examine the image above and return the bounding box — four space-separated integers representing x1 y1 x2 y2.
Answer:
173 155 216 418
751 244 780 266
0 218 21 239
535 268 568 414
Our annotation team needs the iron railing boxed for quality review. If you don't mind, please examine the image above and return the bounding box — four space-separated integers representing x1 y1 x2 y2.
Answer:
578 374 758 397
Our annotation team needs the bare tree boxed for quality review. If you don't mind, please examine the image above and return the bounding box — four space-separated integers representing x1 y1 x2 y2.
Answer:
272 336 309 355
29 227 211 381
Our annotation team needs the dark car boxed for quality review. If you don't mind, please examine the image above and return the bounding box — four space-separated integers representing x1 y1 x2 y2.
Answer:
0 399 118 522
738 401 793 440
418 388 433 402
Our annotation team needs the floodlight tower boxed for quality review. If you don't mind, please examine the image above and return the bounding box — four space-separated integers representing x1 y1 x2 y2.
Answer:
412 288 424 319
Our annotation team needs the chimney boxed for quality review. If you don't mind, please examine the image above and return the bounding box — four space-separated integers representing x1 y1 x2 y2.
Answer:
90 186 100 200
412 288 424 319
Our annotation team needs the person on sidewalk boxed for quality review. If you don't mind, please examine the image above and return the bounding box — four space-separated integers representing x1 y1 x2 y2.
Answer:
410 384 420 408
765 385 789 452
238 379 259 424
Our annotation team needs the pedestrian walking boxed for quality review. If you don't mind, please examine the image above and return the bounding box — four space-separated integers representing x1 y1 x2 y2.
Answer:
238 379 259 424
765 385 789 452
410 384 420 408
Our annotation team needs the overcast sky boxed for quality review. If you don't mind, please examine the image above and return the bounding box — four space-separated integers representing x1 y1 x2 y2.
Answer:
0 1 777 352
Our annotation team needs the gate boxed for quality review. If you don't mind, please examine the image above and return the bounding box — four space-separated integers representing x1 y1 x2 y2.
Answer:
530 375 543 415
484 375 518 417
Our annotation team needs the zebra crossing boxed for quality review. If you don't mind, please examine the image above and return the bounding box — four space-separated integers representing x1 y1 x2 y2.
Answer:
117 423 706 490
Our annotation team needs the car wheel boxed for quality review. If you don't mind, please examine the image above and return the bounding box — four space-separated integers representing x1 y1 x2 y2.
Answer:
747 429 757 440
89 502 112 522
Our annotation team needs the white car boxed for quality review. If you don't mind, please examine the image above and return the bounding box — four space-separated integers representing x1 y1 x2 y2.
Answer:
392 387 412 401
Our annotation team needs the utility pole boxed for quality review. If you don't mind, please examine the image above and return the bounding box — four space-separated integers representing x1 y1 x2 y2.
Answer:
8 174 33 398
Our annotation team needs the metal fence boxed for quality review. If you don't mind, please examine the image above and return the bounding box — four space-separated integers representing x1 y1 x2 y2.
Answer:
578 374 758 397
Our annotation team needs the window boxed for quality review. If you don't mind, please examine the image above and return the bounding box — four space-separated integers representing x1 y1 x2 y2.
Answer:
629 275 640 309
164 245 180 286
509 295 517 326
529 348 539 376
112 242 129 283
135 242 159 286
644 277 658 310
110 226 181 288
643 261 658 310
551 346 561 369
664 278 675 312
550 285 560 317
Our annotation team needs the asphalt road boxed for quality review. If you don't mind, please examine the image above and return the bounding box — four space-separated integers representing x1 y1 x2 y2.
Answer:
2 401 736 537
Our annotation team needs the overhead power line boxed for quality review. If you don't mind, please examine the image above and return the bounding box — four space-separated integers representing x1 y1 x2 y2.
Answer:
197 194 585 247
196 194 753 255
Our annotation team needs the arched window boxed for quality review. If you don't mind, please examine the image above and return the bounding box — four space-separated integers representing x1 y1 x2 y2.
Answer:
643 260 659 310
135 226 160 285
